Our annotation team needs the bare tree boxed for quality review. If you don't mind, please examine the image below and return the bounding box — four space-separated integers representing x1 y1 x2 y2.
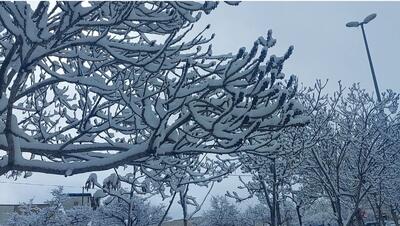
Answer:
197 195 241 226
0 1 306 177
381 163 400 226
226 81 328 226
303 84 400 226
85 154 236 226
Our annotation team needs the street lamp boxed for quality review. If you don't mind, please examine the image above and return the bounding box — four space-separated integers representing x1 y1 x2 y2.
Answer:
346 13 381 102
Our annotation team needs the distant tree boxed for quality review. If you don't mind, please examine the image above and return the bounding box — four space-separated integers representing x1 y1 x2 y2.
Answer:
226 156 298 226
302 197 336 226
281 81 333 226
8 185 167 226
381 163 400 226
366 139 400 226
91 192 166 226
7 187 93 226
85 155 235 226
303 84 400 226
240 204 270 226
0 1 307 178
226 81 328 226
197 196 241 226
85 172 169 226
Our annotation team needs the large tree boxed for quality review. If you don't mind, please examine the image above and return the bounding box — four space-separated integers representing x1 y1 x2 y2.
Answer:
0 1 306 176
226 81 328 226
303 84 400 226
85 155 235 226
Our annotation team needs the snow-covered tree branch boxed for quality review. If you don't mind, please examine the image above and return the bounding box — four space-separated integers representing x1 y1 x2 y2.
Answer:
302 83 400 226
0 1 307 177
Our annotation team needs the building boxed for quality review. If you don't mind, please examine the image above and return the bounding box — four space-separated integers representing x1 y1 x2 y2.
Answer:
63 193 93 209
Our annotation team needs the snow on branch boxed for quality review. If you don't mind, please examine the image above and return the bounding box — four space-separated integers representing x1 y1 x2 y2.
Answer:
0 1 307 177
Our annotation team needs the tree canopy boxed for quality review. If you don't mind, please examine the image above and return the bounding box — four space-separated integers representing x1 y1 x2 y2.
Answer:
0 1 306 177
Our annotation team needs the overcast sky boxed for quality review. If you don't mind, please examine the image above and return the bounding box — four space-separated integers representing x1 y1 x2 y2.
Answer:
201 1 400 94
1 1 400 220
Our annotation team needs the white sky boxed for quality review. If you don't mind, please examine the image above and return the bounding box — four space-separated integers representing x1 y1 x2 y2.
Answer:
1 1 400 220
199 2 400 94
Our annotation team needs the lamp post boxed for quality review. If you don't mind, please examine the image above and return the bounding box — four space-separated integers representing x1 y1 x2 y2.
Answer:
346 13 381 102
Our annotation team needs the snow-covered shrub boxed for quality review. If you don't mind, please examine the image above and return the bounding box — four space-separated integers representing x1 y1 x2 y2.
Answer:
91 192 166 226
240 204 270 226
7 187 93 226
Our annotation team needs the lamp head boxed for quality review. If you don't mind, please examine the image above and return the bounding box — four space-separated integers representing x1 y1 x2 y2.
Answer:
363 13 377 24
346 21 360 27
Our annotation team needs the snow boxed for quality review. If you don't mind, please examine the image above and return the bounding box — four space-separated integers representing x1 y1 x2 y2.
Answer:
103 173 120 189
65 169 73 177
143 99 161 129
0 96 8 113
0 2 311 182
93 190 106 199
0 3 399 226
87 173 98 184
0 7 22 36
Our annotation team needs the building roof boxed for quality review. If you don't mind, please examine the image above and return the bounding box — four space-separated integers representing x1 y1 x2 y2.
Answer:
0 203 49 207
66 193 92 197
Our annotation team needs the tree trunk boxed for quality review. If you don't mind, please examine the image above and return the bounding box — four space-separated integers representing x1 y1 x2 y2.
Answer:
128 184 134 226
334 169 344 226
158 192 177 226
335 196 344 226
271 159 277 226
391 205 400 226
368 185 384 226
356 209 364 226
271 206 276 226
338 218 345 226
368 196 379 223
180 185 189 226
376 182 384 226
276 200 282 226
296 204 303 226
378 204 384 226
261 181 272 226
